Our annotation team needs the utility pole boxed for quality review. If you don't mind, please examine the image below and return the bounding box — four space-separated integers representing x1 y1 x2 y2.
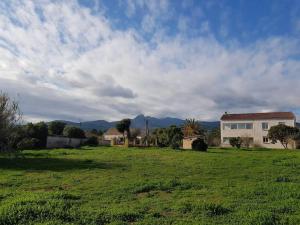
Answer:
145 118 149 147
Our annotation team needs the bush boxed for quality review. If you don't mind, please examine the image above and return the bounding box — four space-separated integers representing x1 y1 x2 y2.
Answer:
170 134 182 149
63 126 85 139
192 138 208 151
84 136 99 146
16 138 39 150
48 121 66 136
229 137 242 149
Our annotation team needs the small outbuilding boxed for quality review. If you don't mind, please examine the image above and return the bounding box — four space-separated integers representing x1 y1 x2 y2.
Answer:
182 136 201 149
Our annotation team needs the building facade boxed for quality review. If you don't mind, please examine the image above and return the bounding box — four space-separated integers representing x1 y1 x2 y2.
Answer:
220 112 296 149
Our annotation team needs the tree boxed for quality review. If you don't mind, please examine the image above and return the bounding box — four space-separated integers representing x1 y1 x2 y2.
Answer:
84 136 98 146
182 119 202 137
229 137 242 149
170 133 182 149
192 138 208 151
0 92 22 152
207 128 221 147
268 124 299 149
48 121 66 136
63 126 86 139
116 118 131 138
152 128 169 147
26 122 48 148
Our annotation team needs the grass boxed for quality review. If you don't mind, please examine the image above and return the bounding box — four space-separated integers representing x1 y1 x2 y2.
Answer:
1 147 300 224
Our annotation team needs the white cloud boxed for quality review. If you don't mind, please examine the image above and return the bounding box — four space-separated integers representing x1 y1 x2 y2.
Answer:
0 0 299 122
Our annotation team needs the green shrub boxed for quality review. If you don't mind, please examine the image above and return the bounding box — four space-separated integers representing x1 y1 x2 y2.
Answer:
63 126 85 139
16 138 39 150
170 134 182 149
229 137 242 149
85 136 99 146
192 138 208 151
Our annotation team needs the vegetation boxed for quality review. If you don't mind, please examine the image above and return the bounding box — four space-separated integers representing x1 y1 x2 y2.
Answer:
48 121 66 136
0 92 22 152
268 124 299 149
116 118 131 138
207 128 221 147
229 137 242 149
1 147 300 224
63 126 86 139
192 138 208 151
84 136 99 146
182 118 203 137
152 125 183 148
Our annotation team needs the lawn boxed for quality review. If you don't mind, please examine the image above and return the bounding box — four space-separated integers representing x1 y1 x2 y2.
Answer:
1 147 300 225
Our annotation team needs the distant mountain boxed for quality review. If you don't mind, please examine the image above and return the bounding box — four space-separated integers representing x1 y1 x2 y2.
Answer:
56 114 220 131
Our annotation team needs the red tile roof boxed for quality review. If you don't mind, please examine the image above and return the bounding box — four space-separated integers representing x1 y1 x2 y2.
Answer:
221 112 295 121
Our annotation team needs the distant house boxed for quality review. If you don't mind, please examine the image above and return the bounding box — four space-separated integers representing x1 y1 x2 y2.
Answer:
220 112 296 149
103 128 123 141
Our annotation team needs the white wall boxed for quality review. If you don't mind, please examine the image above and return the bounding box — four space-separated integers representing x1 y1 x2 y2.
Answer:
220 119 295 149
46 136 86 148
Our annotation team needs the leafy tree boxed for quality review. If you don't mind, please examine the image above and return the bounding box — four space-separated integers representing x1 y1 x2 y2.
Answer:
229 137 242 149
152 125 183 148
207 128 221 147
268 124 299 149
116 118 131 138
192 138 208 151
182 119 202 137
152 128 169 147
48 121 66 136
63 126 86 139
0 92 22 152
26 122 48 148
170 133 182 149
84 136 98 146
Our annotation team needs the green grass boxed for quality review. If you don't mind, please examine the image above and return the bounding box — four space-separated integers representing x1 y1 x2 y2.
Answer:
1 147 300 224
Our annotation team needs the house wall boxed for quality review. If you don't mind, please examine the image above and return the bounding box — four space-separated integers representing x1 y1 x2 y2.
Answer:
220 119 296 149
103 134 123 141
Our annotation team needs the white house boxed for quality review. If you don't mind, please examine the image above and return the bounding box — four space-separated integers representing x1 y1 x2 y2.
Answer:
220 112 296 149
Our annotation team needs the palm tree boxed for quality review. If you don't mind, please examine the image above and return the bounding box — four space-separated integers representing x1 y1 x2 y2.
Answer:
182 118 201 137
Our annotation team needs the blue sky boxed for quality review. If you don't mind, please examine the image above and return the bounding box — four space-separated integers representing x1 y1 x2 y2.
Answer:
0 0 299 122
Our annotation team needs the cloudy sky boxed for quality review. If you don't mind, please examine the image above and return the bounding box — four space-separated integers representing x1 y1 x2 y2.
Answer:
0 0 300 122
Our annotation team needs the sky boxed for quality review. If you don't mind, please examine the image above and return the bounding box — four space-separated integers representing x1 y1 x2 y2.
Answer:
0 0 300 122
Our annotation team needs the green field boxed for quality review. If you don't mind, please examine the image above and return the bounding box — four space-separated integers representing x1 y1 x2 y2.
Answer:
1 147 300 225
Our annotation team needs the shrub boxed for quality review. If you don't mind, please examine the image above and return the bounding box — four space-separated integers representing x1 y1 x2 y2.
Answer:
192 138 208 151
170 134 182 149
16 138 39 150
229 137 242 149
63 126 85 139
84 136 99 146
48 121 66 136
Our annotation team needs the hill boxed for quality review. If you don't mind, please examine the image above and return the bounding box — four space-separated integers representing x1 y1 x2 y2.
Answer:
57 114 220 131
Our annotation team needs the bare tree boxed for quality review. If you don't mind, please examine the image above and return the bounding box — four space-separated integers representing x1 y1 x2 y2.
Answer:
0 92 22 152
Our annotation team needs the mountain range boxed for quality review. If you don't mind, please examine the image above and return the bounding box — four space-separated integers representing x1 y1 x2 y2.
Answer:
58 114 220 131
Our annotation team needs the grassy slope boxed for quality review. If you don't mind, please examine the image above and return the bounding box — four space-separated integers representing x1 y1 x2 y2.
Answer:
0 147 300 225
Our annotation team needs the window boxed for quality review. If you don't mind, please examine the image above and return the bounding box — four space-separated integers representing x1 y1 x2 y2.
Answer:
263 136 269 143
238 123 246 129
223 123 231 130
223 137 230 144
231 124 237 129
246 123 253 129
262 122 268 130
279 122 285 125
223 123 253 130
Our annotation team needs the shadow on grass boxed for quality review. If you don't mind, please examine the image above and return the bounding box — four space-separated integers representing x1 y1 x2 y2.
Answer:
0 157 125 171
